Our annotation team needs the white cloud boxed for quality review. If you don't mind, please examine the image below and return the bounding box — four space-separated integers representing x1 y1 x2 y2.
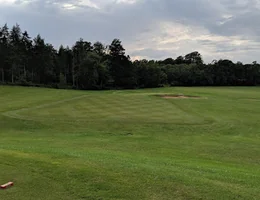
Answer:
0 0 31 6
116 0 138 4
79 0 99 8
126 20 260 63
0 0 15 5
54 0 100 10
62 3 77 10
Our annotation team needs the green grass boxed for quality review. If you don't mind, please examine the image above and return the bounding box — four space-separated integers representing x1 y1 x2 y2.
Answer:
0 85 260 200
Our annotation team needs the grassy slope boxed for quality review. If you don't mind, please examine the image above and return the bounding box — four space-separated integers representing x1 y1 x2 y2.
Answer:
0 85 260 200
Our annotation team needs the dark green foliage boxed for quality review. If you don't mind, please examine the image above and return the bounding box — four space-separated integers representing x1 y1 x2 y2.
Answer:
0 24 9 82
135 60 166 88
108 39 136 88
0 23 260 89
184 51 203 65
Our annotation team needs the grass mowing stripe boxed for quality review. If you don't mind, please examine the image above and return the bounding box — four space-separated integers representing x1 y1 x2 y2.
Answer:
0 86 260 199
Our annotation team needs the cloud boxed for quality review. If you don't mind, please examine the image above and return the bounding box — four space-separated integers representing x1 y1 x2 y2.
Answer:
0 0 259 63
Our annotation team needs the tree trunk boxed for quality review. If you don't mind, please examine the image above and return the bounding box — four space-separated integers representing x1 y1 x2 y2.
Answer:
1 68 4 82
64 69 67 84
32 69 34 82
24 65 26 79
72 64 75 87
11 64 14 83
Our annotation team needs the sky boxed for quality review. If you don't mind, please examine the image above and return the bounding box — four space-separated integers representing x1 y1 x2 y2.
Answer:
0 0 259 63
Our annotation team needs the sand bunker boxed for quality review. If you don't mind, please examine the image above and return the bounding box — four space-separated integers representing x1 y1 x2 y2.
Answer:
157 94 203 99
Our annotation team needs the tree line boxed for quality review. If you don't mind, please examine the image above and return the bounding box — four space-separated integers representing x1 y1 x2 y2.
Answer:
1 23 260 90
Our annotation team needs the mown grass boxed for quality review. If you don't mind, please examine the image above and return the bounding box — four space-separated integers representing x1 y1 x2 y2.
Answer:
0 85 260 200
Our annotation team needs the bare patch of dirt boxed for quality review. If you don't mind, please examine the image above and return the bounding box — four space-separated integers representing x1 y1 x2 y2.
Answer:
156 94 204 99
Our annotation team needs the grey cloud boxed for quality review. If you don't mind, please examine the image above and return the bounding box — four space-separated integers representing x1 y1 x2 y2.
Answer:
211 12 260 37
0 0 260 63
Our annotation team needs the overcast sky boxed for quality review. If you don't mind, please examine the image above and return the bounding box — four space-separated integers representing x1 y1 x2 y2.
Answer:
0 0 259 63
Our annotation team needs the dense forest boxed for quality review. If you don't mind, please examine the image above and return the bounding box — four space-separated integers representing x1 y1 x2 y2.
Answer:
0 23 260 90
